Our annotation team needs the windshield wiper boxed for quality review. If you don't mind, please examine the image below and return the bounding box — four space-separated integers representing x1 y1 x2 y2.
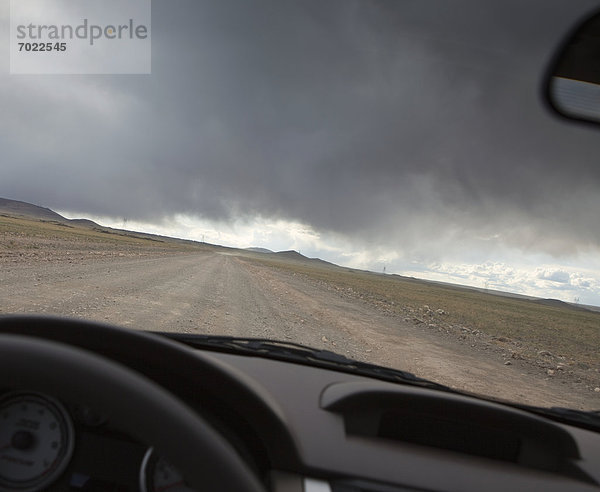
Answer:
160 332 600 432
159 333 454 394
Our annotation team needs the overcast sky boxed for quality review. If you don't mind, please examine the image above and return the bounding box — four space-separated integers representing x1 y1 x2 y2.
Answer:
3 0 600 305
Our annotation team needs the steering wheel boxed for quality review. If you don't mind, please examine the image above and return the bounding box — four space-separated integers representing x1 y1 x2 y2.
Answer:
0 328 266 492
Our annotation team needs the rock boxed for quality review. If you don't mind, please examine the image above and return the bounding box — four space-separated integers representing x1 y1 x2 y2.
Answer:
504 361 512 365
436 309 446 315
537 350 554 358
547 369 555 376
321 336 328 343
595 388 600 393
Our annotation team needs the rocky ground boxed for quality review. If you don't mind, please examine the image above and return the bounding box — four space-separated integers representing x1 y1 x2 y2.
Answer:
1 239 599 410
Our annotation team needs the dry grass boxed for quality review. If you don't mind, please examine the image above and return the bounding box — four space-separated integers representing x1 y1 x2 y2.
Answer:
0 214 215 260
242 255 600 368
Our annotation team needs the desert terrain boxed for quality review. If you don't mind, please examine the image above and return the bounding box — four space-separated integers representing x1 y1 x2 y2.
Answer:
1 205 599 410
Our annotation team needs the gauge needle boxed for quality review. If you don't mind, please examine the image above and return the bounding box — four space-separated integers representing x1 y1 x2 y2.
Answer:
41 458 59 476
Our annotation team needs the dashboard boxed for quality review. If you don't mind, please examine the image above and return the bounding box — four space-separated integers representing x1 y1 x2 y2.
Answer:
0 390 183 491
1 316 600 492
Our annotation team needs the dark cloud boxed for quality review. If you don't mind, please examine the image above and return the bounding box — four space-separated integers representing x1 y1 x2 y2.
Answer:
2 0 600 257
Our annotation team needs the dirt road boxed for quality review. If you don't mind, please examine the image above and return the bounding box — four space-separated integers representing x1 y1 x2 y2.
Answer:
1 250 597 409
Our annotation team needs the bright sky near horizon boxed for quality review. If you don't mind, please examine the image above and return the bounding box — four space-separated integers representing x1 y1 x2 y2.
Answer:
58 211 600 307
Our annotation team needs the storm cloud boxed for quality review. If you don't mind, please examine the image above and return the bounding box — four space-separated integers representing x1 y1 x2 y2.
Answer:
2 0 600 260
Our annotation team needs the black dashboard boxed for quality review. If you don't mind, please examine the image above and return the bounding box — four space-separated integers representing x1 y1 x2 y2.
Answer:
1 316 600 492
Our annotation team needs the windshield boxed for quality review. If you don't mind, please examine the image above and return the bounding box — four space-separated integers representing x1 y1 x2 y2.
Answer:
1 0 599 412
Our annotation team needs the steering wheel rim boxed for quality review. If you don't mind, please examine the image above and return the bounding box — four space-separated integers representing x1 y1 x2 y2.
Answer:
0 333 266 492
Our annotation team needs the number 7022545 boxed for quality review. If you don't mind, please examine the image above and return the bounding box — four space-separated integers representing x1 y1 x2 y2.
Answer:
18 42 67 52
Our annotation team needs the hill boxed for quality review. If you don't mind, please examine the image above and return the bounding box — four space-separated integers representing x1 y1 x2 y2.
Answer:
245 247 273 253
0 197 69 222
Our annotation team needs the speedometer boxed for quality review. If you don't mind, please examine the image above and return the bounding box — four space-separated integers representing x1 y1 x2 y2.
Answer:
140 447 195 492
0 392 75 492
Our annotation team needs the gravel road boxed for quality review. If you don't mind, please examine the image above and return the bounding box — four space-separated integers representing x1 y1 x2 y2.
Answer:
1 250 597 409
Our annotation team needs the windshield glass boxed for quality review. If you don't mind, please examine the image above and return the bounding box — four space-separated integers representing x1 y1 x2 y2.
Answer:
2 0 600 411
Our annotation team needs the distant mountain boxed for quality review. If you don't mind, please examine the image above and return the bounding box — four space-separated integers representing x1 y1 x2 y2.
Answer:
0 197 99 227
533 298 593 313
68 218 100 227
245 247 273 253
273 250 308 261
0 197 69 222
271 250 337 267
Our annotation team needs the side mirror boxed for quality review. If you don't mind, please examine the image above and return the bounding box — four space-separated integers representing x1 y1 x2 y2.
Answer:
545 10 600 125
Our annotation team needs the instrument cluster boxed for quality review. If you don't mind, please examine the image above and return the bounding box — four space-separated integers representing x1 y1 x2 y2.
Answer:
0 391 190 492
